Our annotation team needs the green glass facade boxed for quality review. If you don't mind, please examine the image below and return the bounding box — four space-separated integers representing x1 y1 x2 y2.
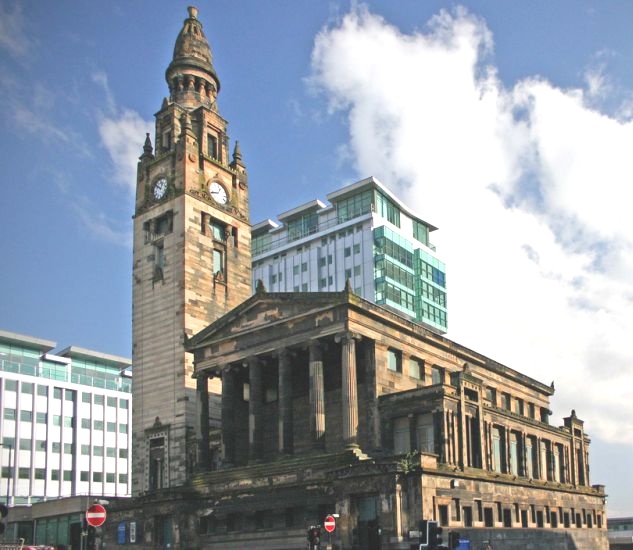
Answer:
374 226 447 331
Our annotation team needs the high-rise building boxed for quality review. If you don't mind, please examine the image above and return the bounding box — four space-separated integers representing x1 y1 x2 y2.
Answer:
252 176 448 333
0 329 132 508
131 6 252 495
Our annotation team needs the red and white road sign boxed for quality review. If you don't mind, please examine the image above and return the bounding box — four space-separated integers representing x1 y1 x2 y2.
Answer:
86 503 107 527
324 514 336 533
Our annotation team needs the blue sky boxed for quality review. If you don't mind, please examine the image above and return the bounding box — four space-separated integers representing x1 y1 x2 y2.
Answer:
1 1 632 515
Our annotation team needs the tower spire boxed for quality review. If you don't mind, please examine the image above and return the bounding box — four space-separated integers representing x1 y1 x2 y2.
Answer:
165 6 220 109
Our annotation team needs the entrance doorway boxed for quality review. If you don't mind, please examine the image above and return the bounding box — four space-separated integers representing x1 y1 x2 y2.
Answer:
354 495 381 550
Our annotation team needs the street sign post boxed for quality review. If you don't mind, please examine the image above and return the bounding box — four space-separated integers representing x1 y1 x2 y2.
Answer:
324 514 336 533
86 504 107 527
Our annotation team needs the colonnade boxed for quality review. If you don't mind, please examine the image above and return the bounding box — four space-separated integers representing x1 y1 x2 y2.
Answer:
196 332 361 465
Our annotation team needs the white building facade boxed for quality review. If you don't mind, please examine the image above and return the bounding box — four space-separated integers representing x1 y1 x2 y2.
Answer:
252 177 448 333
0 329 132 508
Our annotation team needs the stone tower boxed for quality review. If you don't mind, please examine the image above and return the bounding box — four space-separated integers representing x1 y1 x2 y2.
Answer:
131 6 251 495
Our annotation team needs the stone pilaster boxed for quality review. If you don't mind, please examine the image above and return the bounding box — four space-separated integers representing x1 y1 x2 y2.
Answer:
221 367 236 465
277 348 293 454
196 372 210 468
248 356 263 461
309 341 325 449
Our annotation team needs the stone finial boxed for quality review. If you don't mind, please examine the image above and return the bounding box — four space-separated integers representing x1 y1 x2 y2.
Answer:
188 6 198 19
233 140 242 163
255 279 266 294
143 133 153 153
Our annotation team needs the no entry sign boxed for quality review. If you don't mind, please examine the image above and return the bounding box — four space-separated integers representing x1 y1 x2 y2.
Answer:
324 514 336 533
86 503 107 527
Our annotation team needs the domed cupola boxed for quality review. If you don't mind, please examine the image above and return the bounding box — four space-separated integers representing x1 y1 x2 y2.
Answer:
165 6 220 109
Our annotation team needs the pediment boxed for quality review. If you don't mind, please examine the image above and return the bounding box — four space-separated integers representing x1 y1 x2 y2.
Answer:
186 290 351 352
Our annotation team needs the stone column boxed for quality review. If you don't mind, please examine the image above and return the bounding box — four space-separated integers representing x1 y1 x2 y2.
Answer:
309 341 326 449
339 332 359 448
248 356 263 462
277 348 293 454
221 367 236 466
394 476 404 539
197 372 210 468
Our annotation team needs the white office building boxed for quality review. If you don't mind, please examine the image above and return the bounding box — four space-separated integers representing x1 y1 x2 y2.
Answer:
0 329 132 509
251 177 448 333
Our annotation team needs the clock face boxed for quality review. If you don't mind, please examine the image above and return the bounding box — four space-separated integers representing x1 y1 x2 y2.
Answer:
209 181 228 204
153 177 168 200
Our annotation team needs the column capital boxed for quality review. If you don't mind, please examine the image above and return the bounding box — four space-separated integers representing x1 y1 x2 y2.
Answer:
335 331 361 344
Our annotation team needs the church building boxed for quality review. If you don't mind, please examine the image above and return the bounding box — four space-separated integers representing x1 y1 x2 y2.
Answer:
104 7 607 550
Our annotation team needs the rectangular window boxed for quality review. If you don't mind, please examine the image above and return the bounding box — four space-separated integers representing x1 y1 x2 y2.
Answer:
51 470 60 481
353 243 361 254
293 265 299 275
94 420 104 431
80 471 89 482
21 382 34 394
107 422 116 432
37 385 48 396
213 249 224 276
501 393 511 410
64 416 74 428
119 473 128 484
19 467 30 479
387 349 402 373
81 445 90 455
52 442 61 453
318 257 326 267
107 396 117 407
106 473 116 484
34 468 45 480
207 134 218 158
431 366 443 385
393 417 410 454
35 440 47 452
353 265 361 276
119 449 129 459
94 394 104 405
19 438 32 451
492 426 504 473
81 418 91 429
416 413 434 453
119 423 128 434
319 278 327 289
53 415 61 426
94 446 104 457
344 247 351 257
120 399 129 410
301 283 308 291
345 268 352 279
3 408 16 421
301 262 308 272
409 358 423 379
107 447 116 458
82 392 91 403
20 410 32 422
65 389 75 402
93 472 103 482
328 254 333 265
64 443 73 454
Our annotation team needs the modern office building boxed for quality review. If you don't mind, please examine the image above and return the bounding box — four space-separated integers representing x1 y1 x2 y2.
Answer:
252 177 448 333
0 328 132 544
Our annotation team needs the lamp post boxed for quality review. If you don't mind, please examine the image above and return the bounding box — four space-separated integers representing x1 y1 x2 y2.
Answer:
0 442 14 506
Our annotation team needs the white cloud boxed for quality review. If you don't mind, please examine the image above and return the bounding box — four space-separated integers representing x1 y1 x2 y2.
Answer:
0 3 34 59
310 5 633 452
98 108 152 193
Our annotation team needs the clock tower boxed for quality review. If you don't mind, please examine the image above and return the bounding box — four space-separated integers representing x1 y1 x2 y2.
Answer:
132 6 251 495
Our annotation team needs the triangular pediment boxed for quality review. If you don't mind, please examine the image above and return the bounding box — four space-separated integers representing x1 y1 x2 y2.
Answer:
186 289 353 352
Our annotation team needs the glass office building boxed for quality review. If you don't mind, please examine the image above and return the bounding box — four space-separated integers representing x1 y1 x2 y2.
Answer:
0 329 132 507
252 177 447 333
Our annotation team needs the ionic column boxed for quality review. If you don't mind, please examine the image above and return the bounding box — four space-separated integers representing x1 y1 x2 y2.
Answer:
221 367 236 465
338 332 359 448
309 341 325 449
247 356 263 462
197 372 210 468
277 348 293 454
